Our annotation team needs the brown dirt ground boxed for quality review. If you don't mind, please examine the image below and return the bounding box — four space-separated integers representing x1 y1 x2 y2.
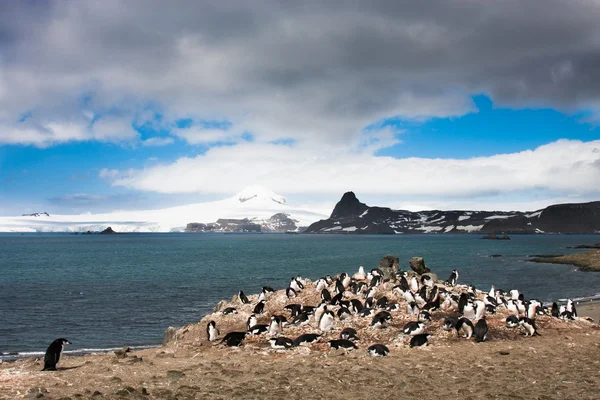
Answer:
2 280 599 400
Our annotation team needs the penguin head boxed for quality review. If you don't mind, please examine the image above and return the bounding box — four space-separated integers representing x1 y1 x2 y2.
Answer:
56 338 71 345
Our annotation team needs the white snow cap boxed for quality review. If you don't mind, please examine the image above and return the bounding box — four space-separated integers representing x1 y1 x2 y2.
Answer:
235 185 287 205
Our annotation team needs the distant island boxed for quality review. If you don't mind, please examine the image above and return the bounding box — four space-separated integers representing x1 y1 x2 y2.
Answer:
304 191 600 234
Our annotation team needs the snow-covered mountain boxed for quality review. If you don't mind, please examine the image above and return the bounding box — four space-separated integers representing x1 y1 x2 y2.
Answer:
0 186 328 233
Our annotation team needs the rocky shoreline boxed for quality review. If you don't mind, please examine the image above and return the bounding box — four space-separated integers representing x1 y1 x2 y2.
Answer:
529 249 600 271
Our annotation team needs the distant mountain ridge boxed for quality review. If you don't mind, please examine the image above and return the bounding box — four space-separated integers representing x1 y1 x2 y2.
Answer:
185 213 302 233
304 192 600 234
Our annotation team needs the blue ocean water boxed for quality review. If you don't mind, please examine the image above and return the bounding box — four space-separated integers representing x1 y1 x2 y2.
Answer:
1 233 600 357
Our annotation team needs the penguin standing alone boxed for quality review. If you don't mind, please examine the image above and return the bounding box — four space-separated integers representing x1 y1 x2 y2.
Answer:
42 338 71 371
207 321 219 341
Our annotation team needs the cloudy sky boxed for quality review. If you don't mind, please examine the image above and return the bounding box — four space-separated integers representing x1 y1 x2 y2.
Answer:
1 0 600 215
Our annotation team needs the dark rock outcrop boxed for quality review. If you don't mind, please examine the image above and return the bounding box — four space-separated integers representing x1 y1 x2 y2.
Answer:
482 233 510 240
100 227 118 234
409 257 430 275
304 192 600 234
378 255 400 280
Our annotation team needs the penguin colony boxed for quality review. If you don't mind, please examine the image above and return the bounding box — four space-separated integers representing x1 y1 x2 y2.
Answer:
197 265 588 357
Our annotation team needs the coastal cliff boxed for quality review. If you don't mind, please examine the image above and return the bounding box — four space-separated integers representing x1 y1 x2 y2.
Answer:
305 192 600 234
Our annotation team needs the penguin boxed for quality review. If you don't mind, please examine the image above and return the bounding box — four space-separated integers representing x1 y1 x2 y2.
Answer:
402 289 416 304
321 288 332 303
386 301 401 312
418 311 432 322
268 337 294 350
42 338 71 371
328 339 358 350
398 275 410 291
370 275 382 288
371 268 383 277
551 302 559 318
248 324 269 335
319 308 335 332
448 269 458 286
375 296 388 309
253 301 265 314
269 315 284 335
342 273 352 289
262 286 275 294
485 304 497 314
284 304 302 318
293 333 321 346
566 299 577 318
247 314 258 330
349 299 364 314
286 287 297 299
337 307 352 320
407 301 419 316
335 279 345 295
368 344 390 357
359 307 374 317
290 277 303 292
488 285 496 298
301 305 316 315
314 302 327 324
421 275 433 287
515 299 527 315
509 289 520 301
371 311 392 329
462 302 476 320
410 276 419 292
257 291 266 303
473 300 486 320
428 286 439 303
413 293 427 308
441 294 459 310
505 314 519 328
402 321 425 336
222 307 238 315
353 266 367 280
330 292 344 305
443 317 457 331
507 300 519 317
364 287 376 300
473 318 488 342
455 317 474 339
458 293 468 314
410 333 430 348
354 282 367 295
315 278 328 292
340 327 360 341
238 291 249 304
518 317 540 336
221 332 246 347
422 298 440 312
527 300 541 319
207 321 219 341
290 312 311 326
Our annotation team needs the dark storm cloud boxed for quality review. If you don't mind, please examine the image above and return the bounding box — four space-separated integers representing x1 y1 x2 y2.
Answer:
1 0 600 146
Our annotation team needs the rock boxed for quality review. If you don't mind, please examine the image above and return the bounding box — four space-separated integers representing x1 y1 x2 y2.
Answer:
155 350 175 358
213 300 228 313
114 386 136 396
126 355 143 363
163 327 179 345
409 257 430 275
99 227 118 234
113 350 127 359
378 255 400 280
489 254 503 258
482 233 510 240
110 377 122 384
166 370 185 380
91 391 103 397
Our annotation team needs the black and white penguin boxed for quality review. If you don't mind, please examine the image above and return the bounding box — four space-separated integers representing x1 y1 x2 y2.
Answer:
422 298 441 312
221 332 246 347
289 277 303 292
42 338 71 371
418 311 432 322
406 301 419 316
364 287 376 300
485 304 497 314
410 276 420 292
421 274 433 288
293 333 321 346
458 293 468 314
566 299 577 318
268 337 294 350
368 344 390 357
247 314 258 330
330 292 344 305
403 321 425 336
349 299 364 314
505 314 519 328
248 324 269 335
207 321 219 341
507 300 519 317
319 308 335 332
473 300 486 320
455 317 474 339
473 318 488 343
448 269 458 286
462 302 476 320
222 307 238 315
370 275 382 288
354 282 367 295
365 296 375 309
335 279 345 295
386 301 401 312
518 317 540 336
551 302 560 318
371 268 383 277
443 317 457 330
269 315 284 335
262 286 275 294
342 273 352 288
358 307 374 317
253 301 265 314
290 312 311 326
375 296 388 309
286 287 297 299
315 278 328 292
337 307 352 320
328 339 358 350
340 327 360 341
410 333 430 348
371 311 392 329
284 304 302 318
238 290 249 304
321 288 332 303
301 305 316 315
395 276 410 293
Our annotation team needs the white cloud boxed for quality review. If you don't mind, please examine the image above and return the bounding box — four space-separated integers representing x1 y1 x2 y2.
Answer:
102 139 600 201
141 137 174 147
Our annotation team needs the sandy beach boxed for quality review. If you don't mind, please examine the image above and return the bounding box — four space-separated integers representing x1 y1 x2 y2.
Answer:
2 284 599 400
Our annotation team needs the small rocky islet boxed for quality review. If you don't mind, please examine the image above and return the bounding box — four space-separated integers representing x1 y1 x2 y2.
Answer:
165 254 593 355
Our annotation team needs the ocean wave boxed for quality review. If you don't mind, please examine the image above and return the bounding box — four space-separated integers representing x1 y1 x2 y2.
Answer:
0 344 161 361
